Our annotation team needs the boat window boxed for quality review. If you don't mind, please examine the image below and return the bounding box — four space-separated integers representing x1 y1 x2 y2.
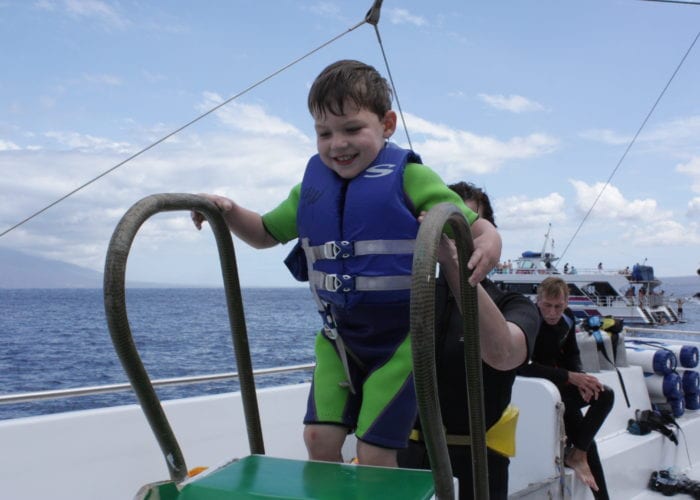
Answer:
590 282 618 296
493 282 538 295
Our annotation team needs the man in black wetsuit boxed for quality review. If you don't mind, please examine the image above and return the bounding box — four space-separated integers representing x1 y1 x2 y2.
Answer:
519 276 614 499
398 182 540 500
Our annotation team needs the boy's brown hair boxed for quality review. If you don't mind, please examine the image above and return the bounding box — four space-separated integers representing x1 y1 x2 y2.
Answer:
308 59 392 120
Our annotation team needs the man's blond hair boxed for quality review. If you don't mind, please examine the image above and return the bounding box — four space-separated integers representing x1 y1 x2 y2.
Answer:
537 276 569 301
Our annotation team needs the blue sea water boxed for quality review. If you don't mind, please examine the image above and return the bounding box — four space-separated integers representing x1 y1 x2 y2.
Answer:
0 287 320 420
1 279 699 421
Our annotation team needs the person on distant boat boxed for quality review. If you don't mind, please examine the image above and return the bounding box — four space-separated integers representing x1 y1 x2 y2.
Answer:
639 286 647 306
191 59 501 468
398 182 539 500
564 262 569 274
597 262 603 271
677 298 685 320
519 277 614 500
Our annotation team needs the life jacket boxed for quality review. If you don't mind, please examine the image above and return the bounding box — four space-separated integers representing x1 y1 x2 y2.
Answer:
296 142 421 309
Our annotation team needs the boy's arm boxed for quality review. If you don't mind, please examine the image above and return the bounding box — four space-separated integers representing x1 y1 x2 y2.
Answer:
192 193 278 249
405 163 500 285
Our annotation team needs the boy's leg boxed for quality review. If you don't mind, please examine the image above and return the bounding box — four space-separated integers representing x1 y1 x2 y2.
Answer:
355 336 416 466
304 424 348 462
357 440 397 467
303 333 359 462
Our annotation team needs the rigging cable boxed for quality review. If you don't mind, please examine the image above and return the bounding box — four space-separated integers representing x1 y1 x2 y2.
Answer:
0 8 379 240
558 28 700 263
639 0 700 5
365 1 414 151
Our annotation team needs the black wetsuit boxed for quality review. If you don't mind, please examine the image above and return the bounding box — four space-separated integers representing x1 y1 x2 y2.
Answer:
397 276 539 500
518 308 614 500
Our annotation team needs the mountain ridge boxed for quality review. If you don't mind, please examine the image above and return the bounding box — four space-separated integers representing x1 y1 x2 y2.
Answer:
0 247 178 288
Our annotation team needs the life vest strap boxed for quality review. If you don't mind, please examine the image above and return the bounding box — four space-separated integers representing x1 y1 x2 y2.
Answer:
307 239 416 261
310 271 412 292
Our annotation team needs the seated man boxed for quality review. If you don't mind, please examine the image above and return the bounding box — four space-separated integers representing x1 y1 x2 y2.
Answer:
398 182 540 500
519 276 614 500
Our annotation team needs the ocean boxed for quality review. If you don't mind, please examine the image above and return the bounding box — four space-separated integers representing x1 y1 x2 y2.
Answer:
1 279 699 421
0 287 320 420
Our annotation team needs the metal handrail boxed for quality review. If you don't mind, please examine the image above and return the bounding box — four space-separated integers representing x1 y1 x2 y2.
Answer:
0 363 315 406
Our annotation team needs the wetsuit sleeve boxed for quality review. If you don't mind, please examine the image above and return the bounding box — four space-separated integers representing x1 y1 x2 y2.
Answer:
261 184 301 244
403 163 478 225
518 359 570 386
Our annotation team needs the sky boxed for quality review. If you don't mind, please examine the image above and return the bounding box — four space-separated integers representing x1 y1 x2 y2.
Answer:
1 0 699 287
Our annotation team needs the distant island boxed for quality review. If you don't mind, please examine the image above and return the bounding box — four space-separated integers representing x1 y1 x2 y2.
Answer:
0 247 171 288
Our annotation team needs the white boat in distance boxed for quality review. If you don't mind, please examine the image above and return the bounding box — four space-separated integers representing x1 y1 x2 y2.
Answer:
491 227 680 326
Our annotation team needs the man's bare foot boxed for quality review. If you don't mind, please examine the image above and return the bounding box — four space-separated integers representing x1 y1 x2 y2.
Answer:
565 447 599 492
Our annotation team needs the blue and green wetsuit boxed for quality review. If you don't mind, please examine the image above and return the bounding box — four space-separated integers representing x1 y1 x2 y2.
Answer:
263 142 477 449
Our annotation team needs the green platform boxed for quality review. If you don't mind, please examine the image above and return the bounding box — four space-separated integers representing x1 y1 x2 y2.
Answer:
172 455 436 499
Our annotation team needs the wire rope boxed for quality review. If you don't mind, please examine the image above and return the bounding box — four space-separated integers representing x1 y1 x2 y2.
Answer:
0 11 374 240
558 29 700 262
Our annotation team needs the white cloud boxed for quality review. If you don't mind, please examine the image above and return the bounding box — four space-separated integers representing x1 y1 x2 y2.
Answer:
676 156 700 193
566 180 700 248
581 115 700 150
199 93 310 141
306 2 343 20
0 97 318 274
0 139 20 151
569 180 666 221
579 128 631 145
688 197 700 218
34 0 129 29
401 112 558 176
478 94 545 114
641 116 700 145
621 219 700 246
386 8 427 26
494 193 566 230
83 73 122 86
43 131 132 152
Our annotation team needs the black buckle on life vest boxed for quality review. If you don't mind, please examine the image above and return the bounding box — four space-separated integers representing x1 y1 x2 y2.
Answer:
323 241 353 259
323 274 354 293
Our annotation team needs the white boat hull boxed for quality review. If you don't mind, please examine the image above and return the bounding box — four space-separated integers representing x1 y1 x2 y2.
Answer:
3 353 700 499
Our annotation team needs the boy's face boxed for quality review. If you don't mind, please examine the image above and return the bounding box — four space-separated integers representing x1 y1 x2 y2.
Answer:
313 101 397 180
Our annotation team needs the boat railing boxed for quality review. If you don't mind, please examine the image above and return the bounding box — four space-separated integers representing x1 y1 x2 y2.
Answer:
646 294 667 307
0 363 315 406
490 266 630 277
589 295 629 308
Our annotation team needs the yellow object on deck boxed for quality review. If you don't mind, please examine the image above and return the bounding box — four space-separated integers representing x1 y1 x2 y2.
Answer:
409 404 519 458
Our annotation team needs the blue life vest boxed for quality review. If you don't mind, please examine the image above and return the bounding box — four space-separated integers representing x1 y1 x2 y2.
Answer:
297 142 422 309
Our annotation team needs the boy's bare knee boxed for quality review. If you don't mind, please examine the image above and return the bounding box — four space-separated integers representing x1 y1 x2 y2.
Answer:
304 424 346 462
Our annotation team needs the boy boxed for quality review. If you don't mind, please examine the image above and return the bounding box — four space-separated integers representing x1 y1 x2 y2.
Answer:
192 59 501 467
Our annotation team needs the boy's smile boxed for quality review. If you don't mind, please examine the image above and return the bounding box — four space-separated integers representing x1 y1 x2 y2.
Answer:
313 102 397 180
